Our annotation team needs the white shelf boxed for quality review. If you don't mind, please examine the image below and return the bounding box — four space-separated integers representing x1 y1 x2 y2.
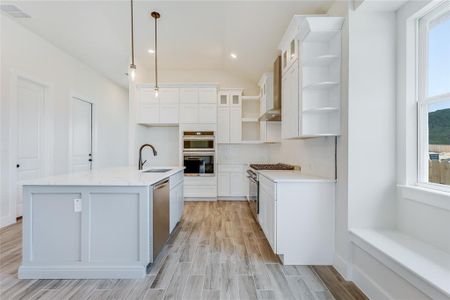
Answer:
242 117 259 122
302 55 339 67
303 82 339 90
303 107 339 113
242 95 260 101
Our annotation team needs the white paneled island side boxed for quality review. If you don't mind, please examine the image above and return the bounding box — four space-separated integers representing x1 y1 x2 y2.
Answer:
18 167 184 279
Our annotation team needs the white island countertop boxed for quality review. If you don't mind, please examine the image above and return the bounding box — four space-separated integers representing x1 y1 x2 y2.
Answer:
258 170 336 183
21 166 185 186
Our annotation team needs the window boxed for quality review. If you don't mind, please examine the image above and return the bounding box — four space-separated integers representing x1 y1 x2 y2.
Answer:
418 3 450 190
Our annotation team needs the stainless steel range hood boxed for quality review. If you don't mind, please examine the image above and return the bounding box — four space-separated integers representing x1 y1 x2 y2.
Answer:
259 56 282 121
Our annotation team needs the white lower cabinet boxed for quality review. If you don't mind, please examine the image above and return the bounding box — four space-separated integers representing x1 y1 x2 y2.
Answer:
217 164 247 198
169 171 184 233
258 174 335 265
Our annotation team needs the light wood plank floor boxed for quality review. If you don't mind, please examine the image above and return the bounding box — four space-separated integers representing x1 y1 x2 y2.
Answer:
1 201 366 300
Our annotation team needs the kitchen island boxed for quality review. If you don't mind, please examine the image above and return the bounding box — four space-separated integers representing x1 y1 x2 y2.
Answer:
18 167 184 279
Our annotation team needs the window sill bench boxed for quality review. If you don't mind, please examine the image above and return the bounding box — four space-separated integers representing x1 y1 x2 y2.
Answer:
349 228 450 299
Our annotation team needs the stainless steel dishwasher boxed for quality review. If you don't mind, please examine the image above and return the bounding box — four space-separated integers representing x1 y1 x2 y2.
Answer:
153 179 169 260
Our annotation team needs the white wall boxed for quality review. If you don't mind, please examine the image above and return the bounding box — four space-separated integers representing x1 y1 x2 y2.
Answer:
135 126 180 167
218 144 271 164
269 138 335 178
327 0 352 278
0 16 129 227
347 8 397 230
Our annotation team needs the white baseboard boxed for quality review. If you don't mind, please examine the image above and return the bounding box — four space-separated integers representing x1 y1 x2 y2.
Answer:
333 253 352 280
0 216 16 229
352 264 392 300
18 265 146 279
217 197 247 201
184 197 217 202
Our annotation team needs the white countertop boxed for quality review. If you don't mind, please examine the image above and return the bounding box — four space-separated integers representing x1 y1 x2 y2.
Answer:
21 166 185 186
257 170 336 183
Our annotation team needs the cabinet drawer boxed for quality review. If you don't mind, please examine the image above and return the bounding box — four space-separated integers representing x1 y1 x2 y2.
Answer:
184 185 216 198
259 175 275 199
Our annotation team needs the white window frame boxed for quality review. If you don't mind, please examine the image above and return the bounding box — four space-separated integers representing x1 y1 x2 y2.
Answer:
417 2 450 193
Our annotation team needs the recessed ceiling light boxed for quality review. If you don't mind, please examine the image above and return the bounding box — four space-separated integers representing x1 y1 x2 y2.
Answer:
230 53 237 59
148 49 155 54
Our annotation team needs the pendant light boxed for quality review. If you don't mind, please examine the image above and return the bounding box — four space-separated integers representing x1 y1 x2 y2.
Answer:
151 11 160 98
129 0 136 81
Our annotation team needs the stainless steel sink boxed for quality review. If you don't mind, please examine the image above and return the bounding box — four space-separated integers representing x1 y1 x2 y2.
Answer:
142 169 172 173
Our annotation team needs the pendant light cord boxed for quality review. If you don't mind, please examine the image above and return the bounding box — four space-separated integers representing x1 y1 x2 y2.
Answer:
154 15 158 90
130 0 135 66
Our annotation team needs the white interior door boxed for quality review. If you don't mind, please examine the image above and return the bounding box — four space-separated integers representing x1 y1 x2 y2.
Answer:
71 98 92 172
16 78 46 216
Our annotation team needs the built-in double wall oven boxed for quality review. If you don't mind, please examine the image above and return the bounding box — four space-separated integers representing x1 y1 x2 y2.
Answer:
183 131 215 176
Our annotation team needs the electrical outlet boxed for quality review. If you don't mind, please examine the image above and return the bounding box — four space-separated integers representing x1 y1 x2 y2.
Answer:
74 198 82 212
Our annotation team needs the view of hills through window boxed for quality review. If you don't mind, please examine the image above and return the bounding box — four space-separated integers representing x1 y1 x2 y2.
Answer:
427 12 450 186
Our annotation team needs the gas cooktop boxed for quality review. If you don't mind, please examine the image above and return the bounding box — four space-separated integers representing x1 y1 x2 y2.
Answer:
249 163 295 171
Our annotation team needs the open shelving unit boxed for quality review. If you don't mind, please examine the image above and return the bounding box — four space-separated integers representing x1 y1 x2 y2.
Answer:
299 17 343 137
241 94 262 143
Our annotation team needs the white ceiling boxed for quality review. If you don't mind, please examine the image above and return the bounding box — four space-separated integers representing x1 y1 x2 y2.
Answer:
4 1 335 88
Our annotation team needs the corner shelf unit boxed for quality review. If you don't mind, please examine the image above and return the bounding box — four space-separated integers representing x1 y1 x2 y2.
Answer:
299 17 343 137
241 95 262 142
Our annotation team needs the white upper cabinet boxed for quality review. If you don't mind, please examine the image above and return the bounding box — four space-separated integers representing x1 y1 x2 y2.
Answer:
136 86 217 125
180 88 198 103
137 87 179 125
217 89 242 143
198 88 217 104
279 16 343 139
281 62 299 139
179 87 217 124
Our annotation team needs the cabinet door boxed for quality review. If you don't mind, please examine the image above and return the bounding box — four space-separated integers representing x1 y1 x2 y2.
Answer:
160 88 179 104
138 104 159 124
139 88 159 104
282 63 299 139
198 104 217 123
177 183 184 222
180 104 199 123
218 93 229 107
266 190 276 252
217 107 230 143
258 188 267 235
229 171 246 196
218 172 230 196
169 187 178 233
229 107 242 143
230 93 241 107
159 104 179 124
180 88 198 104
198 88 217 104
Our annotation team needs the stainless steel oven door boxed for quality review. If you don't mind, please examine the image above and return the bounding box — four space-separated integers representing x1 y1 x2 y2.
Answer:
247 170 259 219
183 152 215 176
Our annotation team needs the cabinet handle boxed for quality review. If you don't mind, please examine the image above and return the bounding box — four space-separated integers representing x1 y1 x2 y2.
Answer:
16 164 20 168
